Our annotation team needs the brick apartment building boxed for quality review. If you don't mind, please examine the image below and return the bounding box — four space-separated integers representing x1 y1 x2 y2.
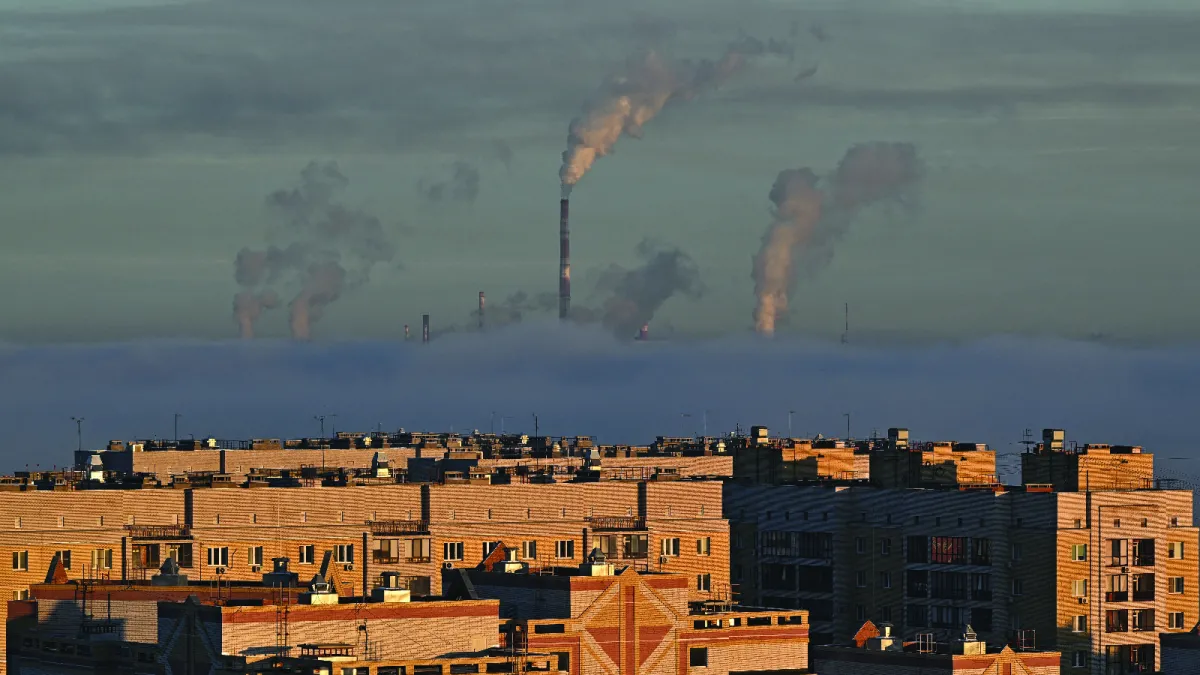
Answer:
0 480 729 675
727 429 1198 674
811 621 1061 674
9 543 810 675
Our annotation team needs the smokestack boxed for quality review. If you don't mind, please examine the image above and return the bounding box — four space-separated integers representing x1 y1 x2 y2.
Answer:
404 324 410 341
559 199 570 320
422 315 430 344
478 291 486 332
638 324 649 341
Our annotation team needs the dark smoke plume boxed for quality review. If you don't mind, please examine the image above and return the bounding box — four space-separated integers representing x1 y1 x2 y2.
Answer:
591 239 703 339
419 160 481 203
558 39 764 197
232 161 397 340
752 142 921 336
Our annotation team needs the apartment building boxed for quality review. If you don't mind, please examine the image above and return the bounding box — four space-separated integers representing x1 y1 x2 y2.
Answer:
725 430 1198 674
9 543 808 675
811 621 1061 674
0 480 729 675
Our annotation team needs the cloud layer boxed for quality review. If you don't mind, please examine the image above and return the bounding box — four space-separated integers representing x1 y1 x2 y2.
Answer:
3 327 1198 477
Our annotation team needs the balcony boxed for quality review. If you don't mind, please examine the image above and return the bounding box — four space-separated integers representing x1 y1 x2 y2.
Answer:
1109 556 1129 568
622 550 649 560
1106 592 1129 602
124 524 190 540
585 516 646 532
1133 555 1155 567
404 556 432 563
372 553 400 564
1132 590 1154 602
367 520 430 536
972 590 993 601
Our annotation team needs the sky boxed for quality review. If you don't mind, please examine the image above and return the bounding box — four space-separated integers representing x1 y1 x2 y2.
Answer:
0 0 1198 343
1 0 1199 468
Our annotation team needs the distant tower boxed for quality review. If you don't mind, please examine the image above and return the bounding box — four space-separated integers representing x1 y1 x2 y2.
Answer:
422 315 430 344
478 291 486 332
404 324 410 341
841 303 848 344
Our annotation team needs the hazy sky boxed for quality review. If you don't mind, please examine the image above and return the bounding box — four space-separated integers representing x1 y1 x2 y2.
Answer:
2 0 1199 343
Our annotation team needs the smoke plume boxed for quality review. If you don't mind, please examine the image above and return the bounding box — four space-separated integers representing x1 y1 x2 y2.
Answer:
591 239 703 339
558 42 754 197
232 161 397 340
752 143 921 336
419 160 482 203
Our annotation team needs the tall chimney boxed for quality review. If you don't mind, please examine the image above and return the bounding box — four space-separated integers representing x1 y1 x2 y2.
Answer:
638 324 649 341
422 314 430 344
478 291 486 332
559 199 570 320
404 324 410 341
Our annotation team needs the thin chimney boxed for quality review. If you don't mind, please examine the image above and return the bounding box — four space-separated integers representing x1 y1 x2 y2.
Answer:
404 324 411 341
559 199 571 320
638 324 649 341
478 291 486 332
422 314 430 344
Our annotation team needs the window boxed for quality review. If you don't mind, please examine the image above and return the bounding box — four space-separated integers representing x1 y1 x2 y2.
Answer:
444 542 464 561
689 647 707 668
971 538 991 565
930 537 967 564
12 551 28 571
1072 579 1088 597
697 537 711 556
555 540 574 559
405 538 432 562
879 571 892 589
1171 577 1185 594
167 543 192 568
661 538 681 557
1106 609 1129 633
1073 519 1082 528
856 571 867 588
1170 612 1186 629
1133 609 1155 631
855 537 866 554
248 546 264 567
1170 542 1186 559
206 547 229 567
92 548 113 570
906 604 928 627
1011 543 1022 561
299 545 315 564
1011 579 1023 596
879 538 891 556
56 550 71 570
1071 544 1087 561
906 536 927 563
697 574 711 592
856 605 866 621
1072 615 1088 633
521 541 537 560
881 606 892 622
482 542 498 557
1073 651 1089 668
335 544 355 564
12 589 29 601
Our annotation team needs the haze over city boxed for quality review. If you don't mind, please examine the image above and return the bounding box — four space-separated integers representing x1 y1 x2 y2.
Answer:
2 0 1199 464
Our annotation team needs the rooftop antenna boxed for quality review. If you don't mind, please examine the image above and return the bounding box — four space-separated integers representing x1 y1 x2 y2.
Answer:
71 417 85 452
841 302 848 344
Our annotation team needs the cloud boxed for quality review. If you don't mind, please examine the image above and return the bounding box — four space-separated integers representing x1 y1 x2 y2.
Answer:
3 328 1199 478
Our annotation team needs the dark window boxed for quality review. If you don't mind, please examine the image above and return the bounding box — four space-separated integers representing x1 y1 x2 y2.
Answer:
533 624 565 634
799 599 833 621
907 536 928 563
450 666 479 674
971 538 991 565
555 652 570 673
971 608 993 631
906 570 929 598
906 604 928 628
797 565 833 593
690 648 708 668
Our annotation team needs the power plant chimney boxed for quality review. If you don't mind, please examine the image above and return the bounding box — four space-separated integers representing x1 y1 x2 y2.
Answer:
422 314 430 344
559 199 570 320
638 324 649 341
478 291 486 332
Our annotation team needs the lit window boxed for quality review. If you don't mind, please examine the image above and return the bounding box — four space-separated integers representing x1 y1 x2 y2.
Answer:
91 549 113 570
299 545 315 564
334 544 355 564
1071 544 1087 561
521 541 538 559
1072 579 1088 597
11 551 28 571
697 538 711 556
444 542 464 561
1169 542 1186 559
247 547 264 567
661 538 681 557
